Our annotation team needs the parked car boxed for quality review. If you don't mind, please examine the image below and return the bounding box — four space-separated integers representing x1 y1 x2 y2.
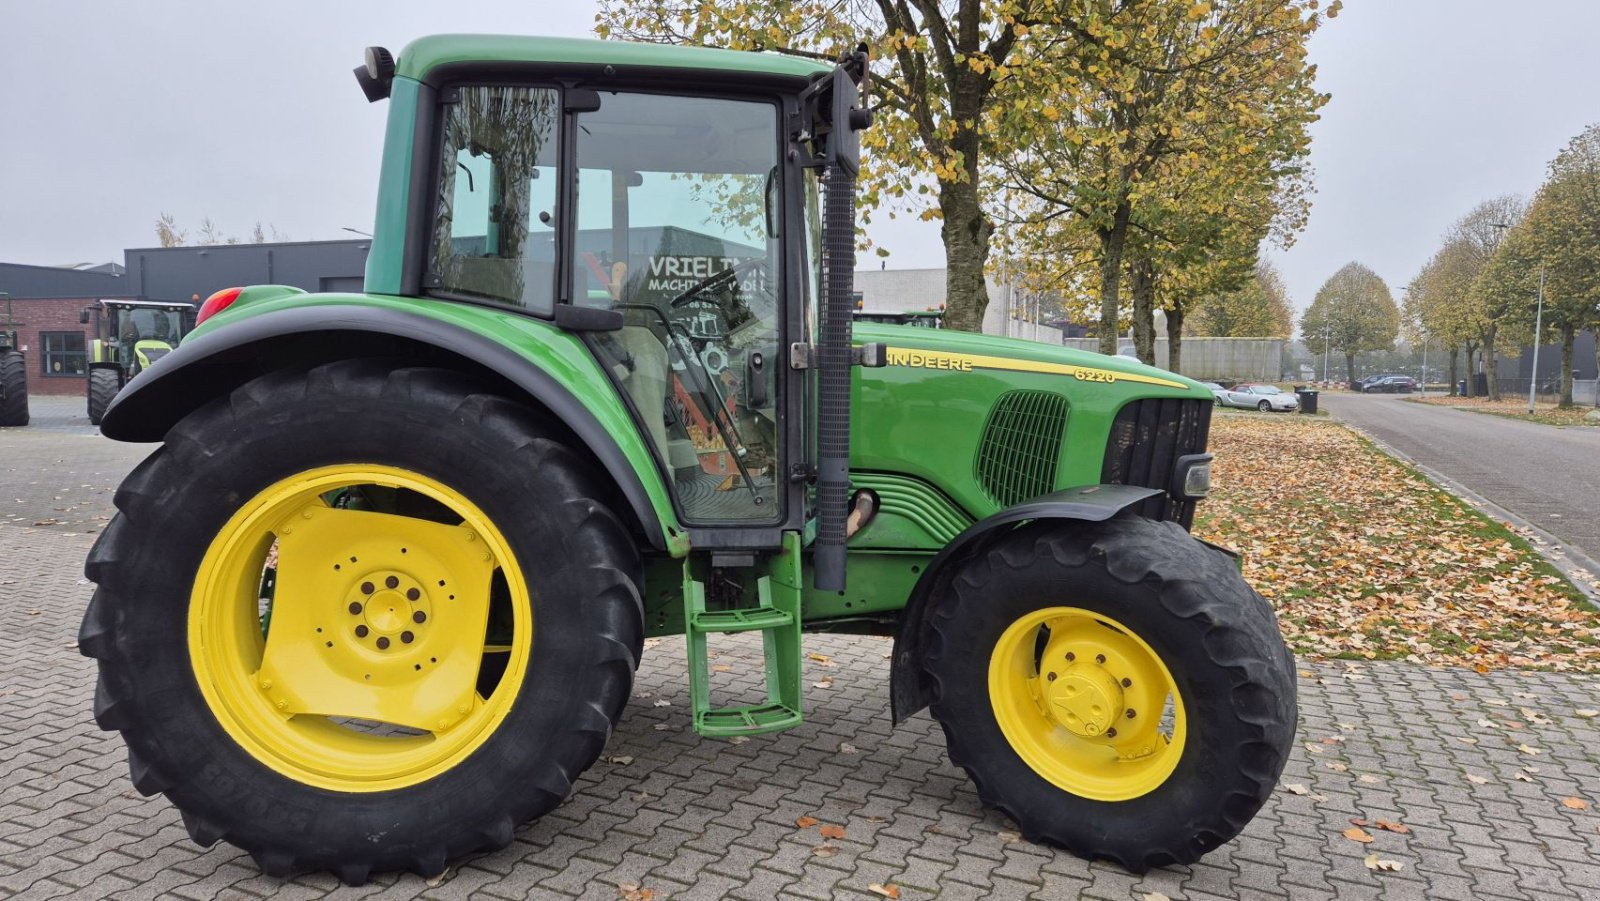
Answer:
1198 381 1229 404
1218 384 1300 412
1362 376 1416 394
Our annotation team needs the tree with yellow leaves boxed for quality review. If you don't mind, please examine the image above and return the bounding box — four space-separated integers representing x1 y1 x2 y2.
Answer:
596 0 1052 331
1001 0 1332 355
1190 261 1294 339
1300 262 1398 387
1478 124 1600 407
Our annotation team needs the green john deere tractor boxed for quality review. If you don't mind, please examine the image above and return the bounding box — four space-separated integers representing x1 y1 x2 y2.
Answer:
80 36 1296 883
82 298 192 425
0 292 27 427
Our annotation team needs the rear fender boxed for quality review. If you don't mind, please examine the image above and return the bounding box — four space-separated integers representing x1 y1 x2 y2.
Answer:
888 484 1165 724
98 300 684 553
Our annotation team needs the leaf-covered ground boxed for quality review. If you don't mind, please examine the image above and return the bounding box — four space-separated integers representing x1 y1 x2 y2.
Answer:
1194 413 1600 671
1407 394 1600 427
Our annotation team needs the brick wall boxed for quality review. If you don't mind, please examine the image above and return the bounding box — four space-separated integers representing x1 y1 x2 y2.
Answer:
5 297 133 395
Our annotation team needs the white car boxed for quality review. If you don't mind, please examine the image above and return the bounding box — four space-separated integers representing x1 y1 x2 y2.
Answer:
1217 384 1299 412
1199 381 1229 404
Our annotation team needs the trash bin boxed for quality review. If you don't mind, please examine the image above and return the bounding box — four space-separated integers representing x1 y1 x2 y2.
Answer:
1457 380 1468 396
1295 388 1318 415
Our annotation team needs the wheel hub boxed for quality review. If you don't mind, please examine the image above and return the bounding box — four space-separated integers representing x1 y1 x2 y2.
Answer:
1043 662 1124 737
349 571 432 648
253 503 495 733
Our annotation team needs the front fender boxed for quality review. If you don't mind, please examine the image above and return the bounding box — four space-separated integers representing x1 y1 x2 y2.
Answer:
888 484 1165 724
100 296 685 553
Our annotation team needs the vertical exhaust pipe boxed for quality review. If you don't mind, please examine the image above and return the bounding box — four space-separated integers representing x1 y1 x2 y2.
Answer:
808 50 871 592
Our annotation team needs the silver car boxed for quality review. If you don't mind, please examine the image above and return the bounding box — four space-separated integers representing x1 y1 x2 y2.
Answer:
1217 384 1299 412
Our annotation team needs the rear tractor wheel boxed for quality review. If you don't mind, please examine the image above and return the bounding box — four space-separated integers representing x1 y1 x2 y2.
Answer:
87 367 119 426
79 362 644 883
0 350 27 426
925 516 1296 871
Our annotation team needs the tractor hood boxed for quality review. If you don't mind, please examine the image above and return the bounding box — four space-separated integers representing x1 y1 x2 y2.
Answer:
852 322 1212 400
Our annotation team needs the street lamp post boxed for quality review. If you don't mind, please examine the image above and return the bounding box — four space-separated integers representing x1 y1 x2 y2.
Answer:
1528 266 1545 415
1322 329 1330 384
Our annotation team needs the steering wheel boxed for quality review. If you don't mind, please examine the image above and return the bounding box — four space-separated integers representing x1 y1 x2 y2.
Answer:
668 258 768 308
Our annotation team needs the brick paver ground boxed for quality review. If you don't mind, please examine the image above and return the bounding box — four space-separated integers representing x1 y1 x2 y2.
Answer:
5 397 1600 899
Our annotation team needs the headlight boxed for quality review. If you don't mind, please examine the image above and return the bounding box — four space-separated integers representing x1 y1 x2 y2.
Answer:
1172 453 1214 500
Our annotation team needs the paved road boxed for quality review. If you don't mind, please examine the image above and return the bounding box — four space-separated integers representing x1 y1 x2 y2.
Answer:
7 397 1600 899
1321 393 1600 568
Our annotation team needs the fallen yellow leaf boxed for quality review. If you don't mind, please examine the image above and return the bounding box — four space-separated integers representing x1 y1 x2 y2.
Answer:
1343 827 1375 844
1562 797 1589 810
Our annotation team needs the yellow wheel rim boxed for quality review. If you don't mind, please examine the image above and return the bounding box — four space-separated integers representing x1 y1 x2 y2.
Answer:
188 464 531 792
988 606 1186 801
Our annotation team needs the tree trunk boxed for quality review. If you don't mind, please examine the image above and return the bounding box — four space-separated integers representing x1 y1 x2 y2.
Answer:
1446 345 1459 396
1095 199 1132 355
1559 325 1576 408
1128 255 1156 366
1167 305 1185 374
1462 340 1478 395
937 177 993 333
1344 353 1356 388
1485 324 1500 401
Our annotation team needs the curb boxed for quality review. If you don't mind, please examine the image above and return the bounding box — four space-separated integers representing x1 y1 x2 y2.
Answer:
1333 421 1600 606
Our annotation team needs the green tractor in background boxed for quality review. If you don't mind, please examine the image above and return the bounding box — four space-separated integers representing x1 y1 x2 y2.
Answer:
80 36 1296 884
82 298 192 425
0 292 27 427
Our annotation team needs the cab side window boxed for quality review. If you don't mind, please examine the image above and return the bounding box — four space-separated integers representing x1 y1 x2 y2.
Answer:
427 86 560 314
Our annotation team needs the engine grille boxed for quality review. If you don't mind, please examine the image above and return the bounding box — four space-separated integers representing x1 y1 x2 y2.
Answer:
975 390 1069 507
1101 397 1212 528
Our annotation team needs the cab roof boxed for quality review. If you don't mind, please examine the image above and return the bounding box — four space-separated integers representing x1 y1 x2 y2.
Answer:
395 34 833 85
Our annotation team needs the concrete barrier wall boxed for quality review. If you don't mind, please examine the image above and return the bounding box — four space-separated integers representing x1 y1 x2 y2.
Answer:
1061 338 1285 381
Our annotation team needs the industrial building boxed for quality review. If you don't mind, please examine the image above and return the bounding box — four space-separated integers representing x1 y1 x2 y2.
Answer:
0 240 368 394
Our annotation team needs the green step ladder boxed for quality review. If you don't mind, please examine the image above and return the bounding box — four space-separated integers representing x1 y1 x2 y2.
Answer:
684 533 804 737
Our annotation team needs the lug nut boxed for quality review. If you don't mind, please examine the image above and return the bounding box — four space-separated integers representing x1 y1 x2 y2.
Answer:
1046 672 1057 681
401 631 414 644
1127 709 1137 719
348 602 363 615
355 625 369 638
385 575 399 589
413 611 427 624
376 637 390 650
1065 652 1076 662
1095 654 1106 664
406 588 420 601
1106 727 1117 738
1121 678 1132 688
361 582 375 595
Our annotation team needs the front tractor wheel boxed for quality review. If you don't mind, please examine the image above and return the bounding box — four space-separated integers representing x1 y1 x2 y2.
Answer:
925 517 1296 871
87 367 119 425
79 363 644 883
0 350 28 426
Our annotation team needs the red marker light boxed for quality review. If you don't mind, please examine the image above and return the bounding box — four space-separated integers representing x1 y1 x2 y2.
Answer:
196 287 244 325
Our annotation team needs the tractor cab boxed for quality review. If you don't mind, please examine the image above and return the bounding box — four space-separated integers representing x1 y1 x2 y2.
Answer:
429 81 799 524
82 299 192 424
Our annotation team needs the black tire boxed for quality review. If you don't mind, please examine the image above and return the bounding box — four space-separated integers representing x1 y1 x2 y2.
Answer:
1257 399 1271 412
79 361 644 883
925 516 1297 871
0 350 27 426
87 367 120 426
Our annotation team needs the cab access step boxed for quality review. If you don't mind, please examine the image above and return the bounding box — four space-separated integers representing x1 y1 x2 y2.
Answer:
683 534 804 737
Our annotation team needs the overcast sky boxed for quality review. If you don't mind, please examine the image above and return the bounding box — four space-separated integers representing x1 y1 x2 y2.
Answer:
3 1 1597 314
